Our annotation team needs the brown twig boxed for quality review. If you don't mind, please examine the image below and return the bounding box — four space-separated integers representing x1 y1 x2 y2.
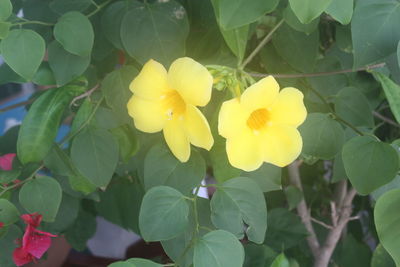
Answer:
70 84 99 108
310 217 334 230
373 111 400 128
288 162 320 258
0 99 34 113
248 62 385 78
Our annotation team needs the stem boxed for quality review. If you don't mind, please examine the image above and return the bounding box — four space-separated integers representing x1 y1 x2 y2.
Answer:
0 164 43 197
0 99 34 114
240 19 284 69
334 115 364 136
248 62 386 78
373 111 400 128
288 162 320 258
70 84 99 108
87 0 112 17
13 20 54 27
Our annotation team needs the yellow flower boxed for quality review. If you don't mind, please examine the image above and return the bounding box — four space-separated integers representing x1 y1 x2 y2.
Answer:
127 57 214 162
218 76 307 171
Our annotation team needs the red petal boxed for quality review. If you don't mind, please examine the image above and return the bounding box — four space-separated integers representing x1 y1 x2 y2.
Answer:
23 230 53 259
13 247 34 266
0 153 16 171
21 213 42 228
0 222 4 229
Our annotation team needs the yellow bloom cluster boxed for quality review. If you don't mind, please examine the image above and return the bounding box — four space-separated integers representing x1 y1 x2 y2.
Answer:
127 57 307 171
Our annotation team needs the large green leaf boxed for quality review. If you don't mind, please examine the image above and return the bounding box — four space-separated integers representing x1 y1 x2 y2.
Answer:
298 113 345 160
375 72 400 124
101 65 138 119
144 143 206 194
101 0 140 49
371 244 396 267
126 258 163 267
48 41 90 86
352 0 400 67
120 0 189 65
244 244 277 267
271 253 290 267
0 225 22 266
264 208 308 250
0 0 12 21
71 127 119 188
0 199 19 226
371 176 400 201
110 125 139 162
272 23 319 72
19 176 62 222
211 177 267 244
243 163 281 192
96 180 143 233
282 6 319 35
139 186 189 241
334 87 374 128
0 29 45 80
342 136 399 195
54 11 94 56
325 0 353 25
374 189 400 266
17 85 86 164
66 208 97 251
215 0 279 30
288 0 332 24
194 230 244 267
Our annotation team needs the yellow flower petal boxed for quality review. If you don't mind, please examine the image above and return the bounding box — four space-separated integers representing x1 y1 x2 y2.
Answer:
240 76 279 111
184 105 214 150
127 96 165 133
218 98 249 139
129 59 170 100
163 118 190 162
226 128 263 171
262 125 302 167
168 57 213 107
270 87 307 127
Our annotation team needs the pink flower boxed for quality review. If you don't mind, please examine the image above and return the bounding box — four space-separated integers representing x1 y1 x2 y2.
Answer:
13 213 57 266
0 153 16 171
0 222 4 229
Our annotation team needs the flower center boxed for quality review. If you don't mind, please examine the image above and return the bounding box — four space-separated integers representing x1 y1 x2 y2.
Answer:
247 108 270 130
162 90 186 119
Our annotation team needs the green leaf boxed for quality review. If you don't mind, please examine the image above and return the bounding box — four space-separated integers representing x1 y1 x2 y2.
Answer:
54 11 94 57
215 0 279 30
334 87 374 127
334 234 371 267
209 134 242 183
144 143 206 194
325 0 353 25
371 244 396 267
283 6 319 35
120 0 189 65
371 176 400 201
264 208 308 250
101 65 138 119
108 262 135 267
298 113 345 160
126 258 163 267
71 127 119 188
139 186 189 241
110 125 139 162
272 23 319 72
375 72 400 124
32 62 56 86
19 176 62 222
17 85 86 164
271 253 290 267
194 230 244 267
342 136 399 195
0 0 12 21
352 0 400 67
243 163 281 192
0 21 11 39
101 0 140 50
96 180 143 233
398 42 400 70
244 244 277 267
0 29 45 80
50 0 91 14
0 199 19 225
0 169 21 184
48 40 90 86
66 208 97 251
211 177 267 244
288 0 332 24
284 185 303 210
43 193 80 233
374 189 400 267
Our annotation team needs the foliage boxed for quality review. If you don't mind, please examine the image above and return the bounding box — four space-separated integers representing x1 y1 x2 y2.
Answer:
0 0 400 266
